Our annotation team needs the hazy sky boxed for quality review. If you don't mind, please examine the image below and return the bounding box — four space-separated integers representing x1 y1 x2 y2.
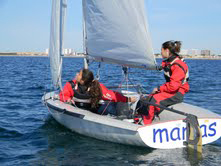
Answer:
0 0 220 54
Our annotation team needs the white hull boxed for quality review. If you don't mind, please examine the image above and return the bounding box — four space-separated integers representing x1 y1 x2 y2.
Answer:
42 92 221 149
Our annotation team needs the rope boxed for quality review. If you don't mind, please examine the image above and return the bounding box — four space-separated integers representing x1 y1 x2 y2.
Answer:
101 75 126 115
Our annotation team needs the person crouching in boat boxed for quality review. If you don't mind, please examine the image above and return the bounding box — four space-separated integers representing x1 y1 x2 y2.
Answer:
138 41 189 125
59 68 137 115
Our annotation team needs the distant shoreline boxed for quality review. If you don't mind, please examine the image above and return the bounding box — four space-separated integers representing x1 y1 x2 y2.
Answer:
155 56 221 60
0 52 86 58
0 53 220 60
0 55 86 58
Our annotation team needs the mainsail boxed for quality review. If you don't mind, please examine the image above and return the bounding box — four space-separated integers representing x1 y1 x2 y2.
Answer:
49 0 67 90
83 0 156 70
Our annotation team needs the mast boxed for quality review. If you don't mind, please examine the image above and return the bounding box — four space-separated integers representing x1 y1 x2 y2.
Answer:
82 0 89 69
58 0 64 90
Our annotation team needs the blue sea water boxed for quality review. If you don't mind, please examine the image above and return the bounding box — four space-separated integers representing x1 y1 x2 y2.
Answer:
0 56 221 165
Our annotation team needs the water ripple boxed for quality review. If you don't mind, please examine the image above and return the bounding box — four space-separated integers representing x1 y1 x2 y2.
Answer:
0 127 23 138
0 57 221 165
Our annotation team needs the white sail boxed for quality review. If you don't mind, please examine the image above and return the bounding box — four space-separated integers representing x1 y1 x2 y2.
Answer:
49 0 67 90
83 0 156 70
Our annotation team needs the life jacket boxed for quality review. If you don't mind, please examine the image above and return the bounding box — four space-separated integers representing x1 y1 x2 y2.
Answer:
163 58 189 84
68 81 94 111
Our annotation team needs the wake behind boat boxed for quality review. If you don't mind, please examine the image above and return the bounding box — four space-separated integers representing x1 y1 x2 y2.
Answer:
42 0 221 149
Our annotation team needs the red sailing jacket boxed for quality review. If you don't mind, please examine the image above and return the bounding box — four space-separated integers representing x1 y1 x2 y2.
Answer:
141 57 190 125
59 80 128 102
159 58 189 95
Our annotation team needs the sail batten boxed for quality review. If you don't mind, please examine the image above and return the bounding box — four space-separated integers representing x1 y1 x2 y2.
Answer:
49 0 67 90
83 0 156 69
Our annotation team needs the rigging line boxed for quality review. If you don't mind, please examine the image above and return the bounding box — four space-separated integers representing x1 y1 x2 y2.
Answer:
56 56 63 91
49 57 55 99
127 77 141 93
43 56 51 94
129 68 152 94
123 67 132 110
129 78 148 94
101 101 111 115
54 56 64 101
95 62 101 80
122 69 151 118
118 73 127 89
101 71 127 115
121 67 139 93
125 70 148 94
126 74 142 117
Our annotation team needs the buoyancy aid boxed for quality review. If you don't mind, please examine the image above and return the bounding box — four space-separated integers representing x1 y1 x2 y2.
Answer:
158 55 190 94
68 81 95 111
163 57 189 84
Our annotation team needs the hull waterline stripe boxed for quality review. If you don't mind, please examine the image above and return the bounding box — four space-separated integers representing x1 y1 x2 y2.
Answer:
46 102 85 119
46 101 138 134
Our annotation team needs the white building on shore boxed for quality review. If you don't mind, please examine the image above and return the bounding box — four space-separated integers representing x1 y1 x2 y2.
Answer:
188 49 201 56
180 49 188 56
201 50 211 56
45 48 77 56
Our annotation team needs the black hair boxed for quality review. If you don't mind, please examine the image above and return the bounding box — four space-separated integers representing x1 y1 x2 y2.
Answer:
162 40 182 56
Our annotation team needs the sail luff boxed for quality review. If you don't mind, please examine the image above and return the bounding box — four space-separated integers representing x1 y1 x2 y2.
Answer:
83 0 157 70
82 0 89 69
49 0 67 90
82 0 86 55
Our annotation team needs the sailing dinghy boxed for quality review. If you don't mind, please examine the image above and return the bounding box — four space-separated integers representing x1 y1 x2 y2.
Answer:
42 0 221 149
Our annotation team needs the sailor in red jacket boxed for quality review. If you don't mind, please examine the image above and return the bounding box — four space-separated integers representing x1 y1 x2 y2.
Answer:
141 41 189 124
59 68 136 114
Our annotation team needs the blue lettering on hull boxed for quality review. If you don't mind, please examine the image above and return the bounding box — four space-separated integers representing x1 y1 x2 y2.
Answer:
153 122 217 143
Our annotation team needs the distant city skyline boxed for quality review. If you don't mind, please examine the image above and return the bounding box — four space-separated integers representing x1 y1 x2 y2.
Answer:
0 0 220 54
